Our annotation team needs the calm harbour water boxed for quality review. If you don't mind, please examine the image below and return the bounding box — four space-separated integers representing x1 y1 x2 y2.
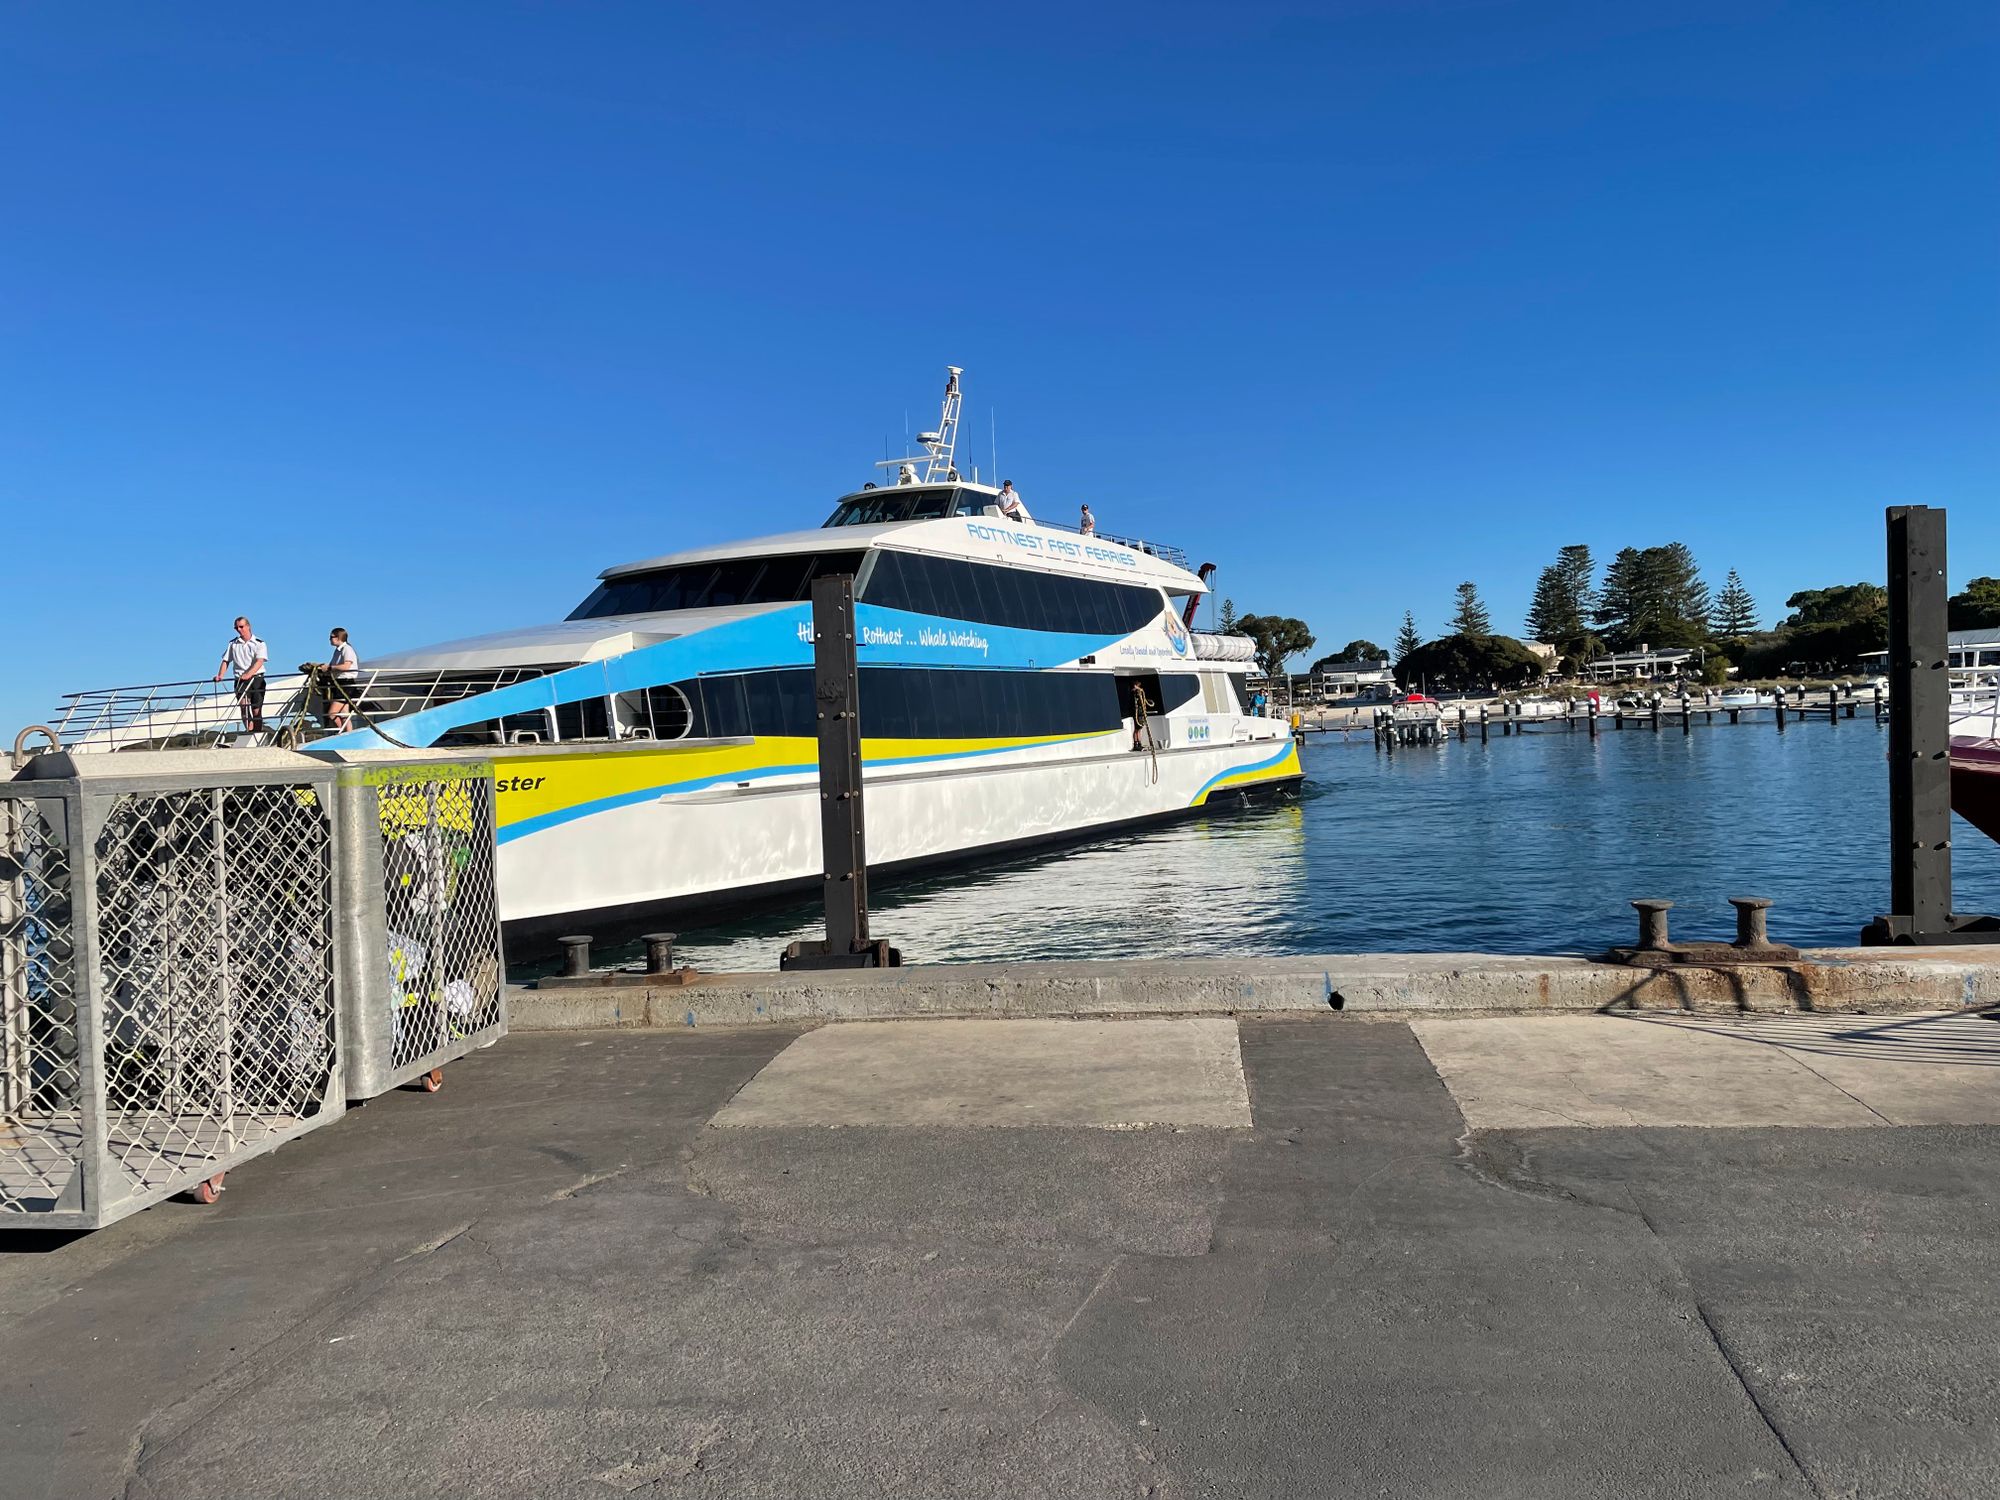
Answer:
606 720 2000 971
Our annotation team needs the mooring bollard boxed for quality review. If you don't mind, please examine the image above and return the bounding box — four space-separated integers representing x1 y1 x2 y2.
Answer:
643 932 678 974
559 934 594 977
1631 899 1674 951
1728 897 1774 949
1479 705 1489 742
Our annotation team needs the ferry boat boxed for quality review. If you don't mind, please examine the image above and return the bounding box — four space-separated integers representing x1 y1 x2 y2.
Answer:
49 370 1300 952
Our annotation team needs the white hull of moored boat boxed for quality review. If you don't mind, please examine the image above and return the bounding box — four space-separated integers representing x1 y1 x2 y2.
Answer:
486 725 1301 936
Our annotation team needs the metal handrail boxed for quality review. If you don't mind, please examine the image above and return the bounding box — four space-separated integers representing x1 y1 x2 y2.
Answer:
1032 518 1191 571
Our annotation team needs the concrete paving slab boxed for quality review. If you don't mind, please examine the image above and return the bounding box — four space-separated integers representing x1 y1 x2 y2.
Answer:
1415 1012 2000 1129
1411 1014 1885 1128
5 1022 1998 1499
1635 1010 2000 1125
710 1017 1253 1129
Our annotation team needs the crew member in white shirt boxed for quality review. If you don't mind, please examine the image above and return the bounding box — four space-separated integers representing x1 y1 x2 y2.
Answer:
213 616 269 733
308 627 360 732
996 480 1031 523
1079 503 1096 536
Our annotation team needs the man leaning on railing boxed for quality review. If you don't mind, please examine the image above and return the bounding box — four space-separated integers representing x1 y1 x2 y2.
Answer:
213 615 268 735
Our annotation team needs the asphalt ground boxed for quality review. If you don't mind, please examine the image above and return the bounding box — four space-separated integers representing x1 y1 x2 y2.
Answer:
3 1016 1997 1500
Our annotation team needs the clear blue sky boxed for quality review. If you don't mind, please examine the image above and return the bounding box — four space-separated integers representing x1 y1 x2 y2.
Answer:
3 1 1994 729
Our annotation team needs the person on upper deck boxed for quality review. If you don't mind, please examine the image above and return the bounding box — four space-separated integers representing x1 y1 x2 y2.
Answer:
1079 504 1095 536
996 480 1030 523
213 616 268 733
308 627 360 732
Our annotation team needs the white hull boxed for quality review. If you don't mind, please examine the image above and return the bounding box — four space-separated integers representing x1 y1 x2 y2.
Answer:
492 727 1300 934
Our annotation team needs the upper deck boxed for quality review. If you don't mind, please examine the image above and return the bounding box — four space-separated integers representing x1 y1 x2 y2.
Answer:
599 484 1196 590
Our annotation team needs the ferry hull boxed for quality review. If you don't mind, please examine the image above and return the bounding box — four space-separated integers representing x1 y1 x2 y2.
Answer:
488 733 1302 954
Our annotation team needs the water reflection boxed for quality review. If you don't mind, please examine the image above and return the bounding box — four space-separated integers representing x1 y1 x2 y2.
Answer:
560 723 2000 972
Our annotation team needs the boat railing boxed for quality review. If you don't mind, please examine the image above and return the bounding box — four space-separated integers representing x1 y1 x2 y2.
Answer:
48 665 561 752
1033 518 1191 571
48 675 308 751
1952 678 2000 744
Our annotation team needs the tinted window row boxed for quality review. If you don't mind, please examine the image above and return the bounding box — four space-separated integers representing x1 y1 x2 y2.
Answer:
864 550 1164 637
688 668 1124 742
568 550 867 620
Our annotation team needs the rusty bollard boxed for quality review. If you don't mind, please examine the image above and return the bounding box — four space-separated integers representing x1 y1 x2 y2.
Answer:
1631 899 1674 952
559 934 593 978
1729 897 1774 950
643 932 679 975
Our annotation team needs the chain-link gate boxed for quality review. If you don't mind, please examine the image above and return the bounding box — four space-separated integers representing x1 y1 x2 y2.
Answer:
329 757 506 1098
2 757 345 1230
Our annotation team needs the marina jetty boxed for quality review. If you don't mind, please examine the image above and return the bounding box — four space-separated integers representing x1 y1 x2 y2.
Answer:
512 936 2000 1030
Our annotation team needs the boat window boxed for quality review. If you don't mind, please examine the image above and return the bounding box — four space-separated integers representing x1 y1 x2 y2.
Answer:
664 666 1123 740
568 551 867 619
823 487 961 527
553 697 610 742
1158 674 1202 713
1226 673 1251 712
860 668 1122 739
863 551 1165 638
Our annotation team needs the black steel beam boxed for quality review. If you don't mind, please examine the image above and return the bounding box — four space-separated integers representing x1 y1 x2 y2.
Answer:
1866 504 1998 943
780 576 899 970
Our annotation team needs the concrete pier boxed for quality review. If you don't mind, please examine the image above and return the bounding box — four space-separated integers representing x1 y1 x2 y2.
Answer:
5 1009 1997 1498
511 947 2000 1029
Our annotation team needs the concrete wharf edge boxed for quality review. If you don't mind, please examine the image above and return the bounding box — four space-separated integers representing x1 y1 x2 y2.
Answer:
507 948 2000 1029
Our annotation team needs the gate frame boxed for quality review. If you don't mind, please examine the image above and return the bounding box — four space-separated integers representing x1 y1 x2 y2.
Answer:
2 750 347 1232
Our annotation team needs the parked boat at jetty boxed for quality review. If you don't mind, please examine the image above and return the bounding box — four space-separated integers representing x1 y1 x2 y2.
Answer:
45 369 1301 951
1950 685 2000 845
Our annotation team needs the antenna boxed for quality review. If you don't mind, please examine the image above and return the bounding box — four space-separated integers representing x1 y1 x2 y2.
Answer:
874 366 967 481
990 407 998 483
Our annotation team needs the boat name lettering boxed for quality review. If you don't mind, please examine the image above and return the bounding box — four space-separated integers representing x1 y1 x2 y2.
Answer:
862 625 904 646
964 522 1140 570
918 627 990 656
494 775 546 792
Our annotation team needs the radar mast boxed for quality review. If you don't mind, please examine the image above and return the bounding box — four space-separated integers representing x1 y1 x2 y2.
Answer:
875 366 964 483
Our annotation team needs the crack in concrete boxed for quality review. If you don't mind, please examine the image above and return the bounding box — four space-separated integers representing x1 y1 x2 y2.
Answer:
1455 1130 1825 1499
1046 1253 1126 1359
549 1165 636 1201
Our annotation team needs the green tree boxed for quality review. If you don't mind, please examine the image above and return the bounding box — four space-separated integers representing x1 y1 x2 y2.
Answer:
1235 614 1316 677
1526 544 1598 652
1595 543 1710 648
1595 547 1643 643
1396 633 1546 692
1948 577 2000 630
1394 611 1422 663
1311 640 1386 674
1659 542 1710 629
1449 582 1491 636
1713 569 1758 635
1781 583 1886 628
1218 598 1240 634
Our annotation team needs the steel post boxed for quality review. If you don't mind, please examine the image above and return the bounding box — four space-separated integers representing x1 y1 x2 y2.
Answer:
1884 505 1952 936
781 576 899 969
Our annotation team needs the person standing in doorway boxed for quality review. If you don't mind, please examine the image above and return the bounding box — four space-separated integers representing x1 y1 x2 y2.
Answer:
214 616 269 733
1079 504 1096 536
996 480 1031 523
